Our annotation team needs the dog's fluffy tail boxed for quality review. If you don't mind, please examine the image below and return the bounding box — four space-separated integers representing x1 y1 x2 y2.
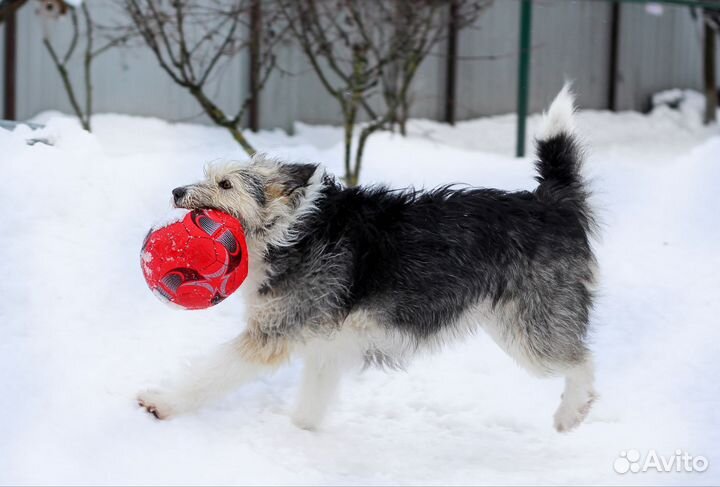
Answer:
534 84 595 233
535 83 582 192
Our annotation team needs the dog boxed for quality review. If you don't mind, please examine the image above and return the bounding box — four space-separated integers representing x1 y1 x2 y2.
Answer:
138 85 598 433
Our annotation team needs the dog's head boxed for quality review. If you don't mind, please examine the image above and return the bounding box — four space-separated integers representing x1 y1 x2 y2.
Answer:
172 155 321 243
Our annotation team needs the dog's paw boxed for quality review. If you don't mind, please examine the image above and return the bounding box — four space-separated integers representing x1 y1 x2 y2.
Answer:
137 389 179 420
291 411 322 431
553 392 596 433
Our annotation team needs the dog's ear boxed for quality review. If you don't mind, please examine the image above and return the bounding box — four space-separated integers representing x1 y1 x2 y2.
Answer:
283 163 318 193
268 163 317 199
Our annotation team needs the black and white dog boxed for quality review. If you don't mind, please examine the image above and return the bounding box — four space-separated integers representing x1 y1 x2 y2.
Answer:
138 85 598 432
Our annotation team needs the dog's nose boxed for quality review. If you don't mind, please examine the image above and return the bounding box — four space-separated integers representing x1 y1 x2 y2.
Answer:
172 187 187 200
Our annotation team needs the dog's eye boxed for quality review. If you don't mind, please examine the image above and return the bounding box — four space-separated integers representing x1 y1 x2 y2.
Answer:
219 180 232 190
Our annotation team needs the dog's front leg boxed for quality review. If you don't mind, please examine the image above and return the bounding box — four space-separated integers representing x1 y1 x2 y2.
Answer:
291 353 345 430
291 332 365 430
137 330 290 419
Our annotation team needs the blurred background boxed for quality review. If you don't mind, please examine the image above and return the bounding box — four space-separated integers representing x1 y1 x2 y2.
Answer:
1 0 717 136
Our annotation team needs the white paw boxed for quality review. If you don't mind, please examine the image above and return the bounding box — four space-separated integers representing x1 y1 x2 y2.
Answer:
137 389 181 420
291 411 322 431
553 392 596 433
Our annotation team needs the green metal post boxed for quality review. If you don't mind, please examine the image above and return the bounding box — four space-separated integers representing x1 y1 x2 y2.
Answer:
516 0 533 158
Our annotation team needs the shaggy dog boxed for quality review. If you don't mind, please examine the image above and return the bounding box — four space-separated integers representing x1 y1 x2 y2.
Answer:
138 86 598 432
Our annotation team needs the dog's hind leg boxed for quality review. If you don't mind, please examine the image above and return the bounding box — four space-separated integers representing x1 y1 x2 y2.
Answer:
553 357 596 432
481 299 597 432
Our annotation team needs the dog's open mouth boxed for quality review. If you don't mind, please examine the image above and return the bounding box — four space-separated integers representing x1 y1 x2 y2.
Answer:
174 200 227 217
173 201 193 210
173 201 196 212
172 198 203 211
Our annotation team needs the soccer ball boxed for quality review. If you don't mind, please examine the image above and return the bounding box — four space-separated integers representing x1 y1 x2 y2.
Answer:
140 209 249 310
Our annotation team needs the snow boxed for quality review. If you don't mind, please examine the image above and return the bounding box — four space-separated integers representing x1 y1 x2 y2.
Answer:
150 208 190 232
1 93 719 485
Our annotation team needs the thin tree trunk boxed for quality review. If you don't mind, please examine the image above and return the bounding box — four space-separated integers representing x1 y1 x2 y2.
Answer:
227 125 256 155
398 98 408 136
43 39 87 129
703 21 717 124
342 89 363 185
342 47 368 185
352 121 386 186
352 128 371 187
396 55 420 137
343 116 354 184
82 3 93 131
82 54 92 131
190 86 256 155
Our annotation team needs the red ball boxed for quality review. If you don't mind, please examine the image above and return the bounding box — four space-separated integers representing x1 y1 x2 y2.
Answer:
140 209 249 310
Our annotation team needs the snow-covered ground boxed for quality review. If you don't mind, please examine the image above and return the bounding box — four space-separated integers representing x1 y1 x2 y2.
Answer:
1 91 718 485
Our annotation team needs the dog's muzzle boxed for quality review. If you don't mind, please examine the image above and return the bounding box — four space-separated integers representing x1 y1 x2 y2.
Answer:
172 187 187 206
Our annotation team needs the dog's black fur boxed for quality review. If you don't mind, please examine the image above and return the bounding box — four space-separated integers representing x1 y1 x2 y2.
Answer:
262 130 595 371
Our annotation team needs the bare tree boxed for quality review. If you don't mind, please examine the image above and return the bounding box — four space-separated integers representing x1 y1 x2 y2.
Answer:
41 1 135 131
124 0 286 155
280 0 488 186
380 0 488 136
